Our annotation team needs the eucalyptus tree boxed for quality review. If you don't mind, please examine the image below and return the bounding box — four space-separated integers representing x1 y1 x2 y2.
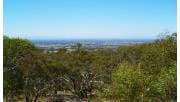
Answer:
20 51 49 102
3 38 36 101
4 37 49 102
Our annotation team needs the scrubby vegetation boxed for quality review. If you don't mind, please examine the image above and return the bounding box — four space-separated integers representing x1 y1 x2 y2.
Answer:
3 33 177 102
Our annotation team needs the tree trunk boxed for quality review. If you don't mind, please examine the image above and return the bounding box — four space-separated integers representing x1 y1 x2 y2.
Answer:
9 93 14 102
25 96 30 102
5 95 9 102
25 95 33 102
33 95 39 102
78 90 88 99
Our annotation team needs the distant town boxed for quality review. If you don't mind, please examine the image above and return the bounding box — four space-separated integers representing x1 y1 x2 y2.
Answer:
30 39 154 53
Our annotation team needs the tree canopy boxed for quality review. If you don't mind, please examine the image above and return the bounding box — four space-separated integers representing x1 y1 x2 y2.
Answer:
3 33 177 102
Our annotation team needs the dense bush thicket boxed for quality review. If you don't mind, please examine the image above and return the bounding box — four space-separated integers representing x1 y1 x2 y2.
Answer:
3 33 176 102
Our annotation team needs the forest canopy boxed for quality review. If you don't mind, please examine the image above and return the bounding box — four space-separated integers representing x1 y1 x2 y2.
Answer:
3 33 177 102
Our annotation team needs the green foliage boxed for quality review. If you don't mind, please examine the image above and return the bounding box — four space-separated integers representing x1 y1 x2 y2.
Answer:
3 38 36 101
47 48 105 99
3 37 48 102
3 35 9 39
102 63 176 102
20 51 49 102
102 64 146 102
140 33 177 75
3 33 177 102
100 33 177 102
117 45 143 65
148 63 176 101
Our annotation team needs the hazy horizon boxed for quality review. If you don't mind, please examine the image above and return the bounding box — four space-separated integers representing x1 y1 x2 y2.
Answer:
5 35 157 40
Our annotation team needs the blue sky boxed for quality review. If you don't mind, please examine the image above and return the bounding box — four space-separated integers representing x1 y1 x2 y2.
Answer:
4 0 176 39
